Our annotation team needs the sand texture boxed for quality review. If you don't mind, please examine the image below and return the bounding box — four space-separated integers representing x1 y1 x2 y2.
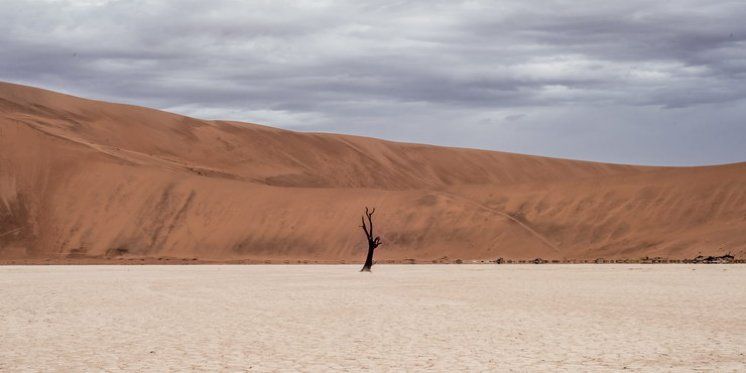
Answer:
1 81 746 262
1 265 744 371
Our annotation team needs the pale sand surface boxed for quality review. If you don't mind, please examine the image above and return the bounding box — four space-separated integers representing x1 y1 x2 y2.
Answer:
1 265 744 372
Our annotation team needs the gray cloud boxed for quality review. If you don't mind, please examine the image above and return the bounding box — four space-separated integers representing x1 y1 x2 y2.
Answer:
1 0 745 165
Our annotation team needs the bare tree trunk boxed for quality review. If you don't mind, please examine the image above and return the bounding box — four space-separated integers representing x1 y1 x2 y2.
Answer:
361 246 375 272
359 207 382 272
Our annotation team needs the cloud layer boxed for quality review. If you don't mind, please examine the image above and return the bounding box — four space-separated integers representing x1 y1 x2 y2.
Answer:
2 0 745 165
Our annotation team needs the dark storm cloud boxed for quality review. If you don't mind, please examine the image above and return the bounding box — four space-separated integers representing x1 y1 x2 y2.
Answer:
1 0 745 165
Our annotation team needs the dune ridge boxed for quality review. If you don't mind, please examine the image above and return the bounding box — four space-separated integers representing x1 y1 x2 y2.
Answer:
1 82 745 263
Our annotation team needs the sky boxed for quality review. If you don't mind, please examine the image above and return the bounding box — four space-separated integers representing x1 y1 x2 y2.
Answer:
1 0 745 166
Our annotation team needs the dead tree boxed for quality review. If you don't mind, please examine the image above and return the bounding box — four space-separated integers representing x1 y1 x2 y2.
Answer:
360 207 382 272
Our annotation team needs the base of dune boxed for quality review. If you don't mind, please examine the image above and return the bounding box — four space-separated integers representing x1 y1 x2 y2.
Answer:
1 265 744 371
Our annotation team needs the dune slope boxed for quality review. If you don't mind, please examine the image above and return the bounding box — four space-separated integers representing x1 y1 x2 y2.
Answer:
1 82 745 262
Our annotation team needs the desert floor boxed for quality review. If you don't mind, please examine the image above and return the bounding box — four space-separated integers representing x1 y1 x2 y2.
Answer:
1 265 744 372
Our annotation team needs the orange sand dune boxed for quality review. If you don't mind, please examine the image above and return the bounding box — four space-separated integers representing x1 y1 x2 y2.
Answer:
1 82 745 262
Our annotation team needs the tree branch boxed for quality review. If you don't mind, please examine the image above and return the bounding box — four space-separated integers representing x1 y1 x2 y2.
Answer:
361 215 370 238
366 207 375 238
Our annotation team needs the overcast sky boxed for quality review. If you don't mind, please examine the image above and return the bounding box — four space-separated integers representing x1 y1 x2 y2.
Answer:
2 0 745 165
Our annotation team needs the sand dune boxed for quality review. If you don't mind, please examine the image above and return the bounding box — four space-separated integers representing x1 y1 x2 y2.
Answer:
1 82 745 262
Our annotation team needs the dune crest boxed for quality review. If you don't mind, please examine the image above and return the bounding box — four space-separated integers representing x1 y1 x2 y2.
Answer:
1 82 745 262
